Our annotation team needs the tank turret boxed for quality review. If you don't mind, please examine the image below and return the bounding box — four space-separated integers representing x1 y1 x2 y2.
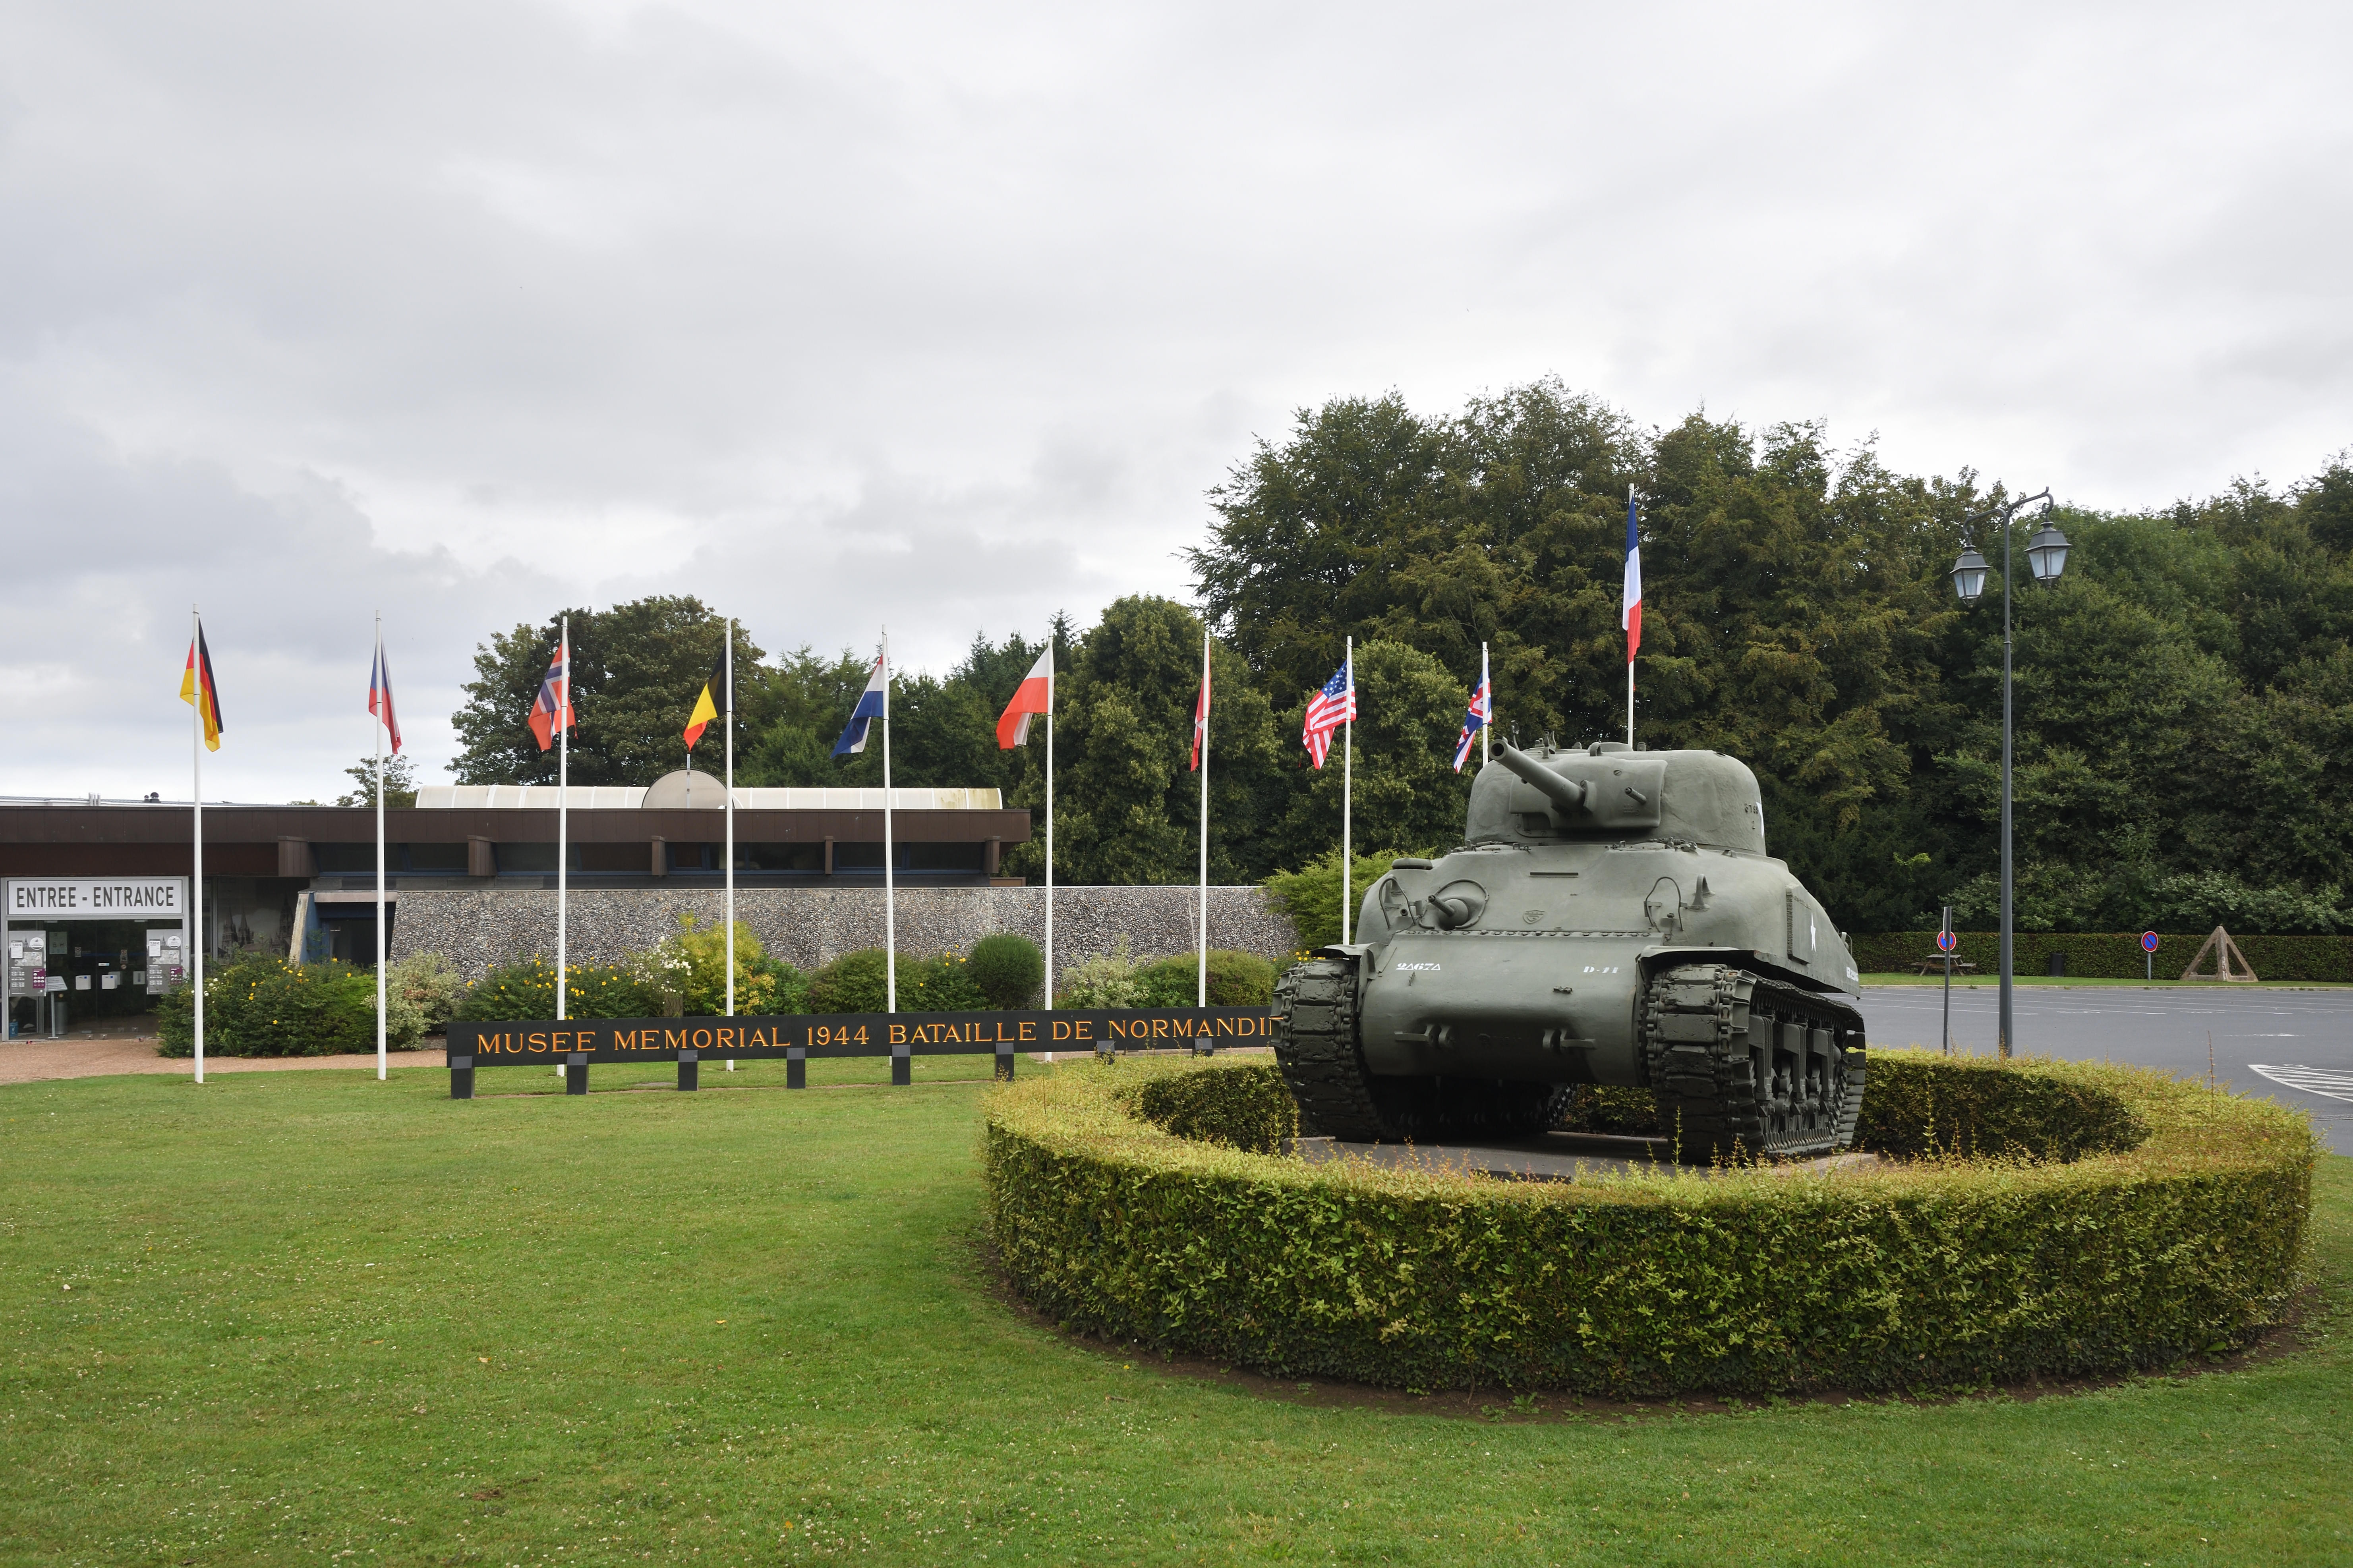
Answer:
1271 741 1866 1159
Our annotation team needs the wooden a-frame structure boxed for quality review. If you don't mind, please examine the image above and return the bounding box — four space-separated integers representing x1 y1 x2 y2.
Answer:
2180 925 2258 983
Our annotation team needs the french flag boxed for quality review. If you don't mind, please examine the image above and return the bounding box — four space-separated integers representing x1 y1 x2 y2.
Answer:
1622 485 1642 664
833 655 889 756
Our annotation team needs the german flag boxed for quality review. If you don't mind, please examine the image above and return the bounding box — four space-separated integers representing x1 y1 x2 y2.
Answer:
682 649 729 752
180 620 224 751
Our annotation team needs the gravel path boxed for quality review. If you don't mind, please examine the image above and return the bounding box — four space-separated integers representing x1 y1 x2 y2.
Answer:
0 1016 441 1085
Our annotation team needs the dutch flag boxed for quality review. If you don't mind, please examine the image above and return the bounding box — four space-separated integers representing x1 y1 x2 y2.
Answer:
832 655 889 756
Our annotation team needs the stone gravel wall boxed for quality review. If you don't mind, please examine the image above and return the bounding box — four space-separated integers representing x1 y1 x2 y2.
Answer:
385 884 1299 981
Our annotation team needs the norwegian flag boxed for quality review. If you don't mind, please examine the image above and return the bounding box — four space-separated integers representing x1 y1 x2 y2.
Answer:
527 637 572 752
1302 658 1355 769
1453 647 1491 772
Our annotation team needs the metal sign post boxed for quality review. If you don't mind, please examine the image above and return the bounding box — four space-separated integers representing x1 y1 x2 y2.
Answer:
2142 930 2159 983
1937 907 1956 1056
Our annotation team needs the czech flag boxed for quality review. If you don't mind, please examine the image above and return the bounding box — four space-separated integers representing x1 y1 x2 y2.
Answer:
527 637 572 752
180 621 224 751
683 649 728 752
1622 485 1642 664
832 655 888 756
369 627 402 755
1453 648 1491 772
996 645 1053 749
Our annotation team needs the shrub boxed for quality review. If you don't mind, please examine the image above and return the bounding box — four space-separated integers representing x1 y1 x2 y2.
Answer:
806 949 982 1012
1121 1063 1299 1153
1263 848 1423 950
646 915 804 1015
386 952 462 1035
453 957 654 1022
155 952 390 1058
1055 939 1147 1008
966 933 1045 1009
983 1053 2316 1395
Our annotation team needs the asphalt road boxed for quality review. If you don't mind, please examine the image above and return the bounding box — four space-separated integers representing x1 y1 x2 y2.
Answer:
1859 984 2353 1155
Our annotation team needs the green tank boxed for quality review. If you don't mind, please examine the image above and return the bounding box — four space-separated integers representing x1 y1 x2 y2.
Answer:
1272 740 1866 1160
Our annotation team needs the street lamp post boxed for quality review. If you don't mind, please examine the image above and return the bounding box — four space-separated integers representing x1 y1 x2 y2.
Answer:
1951 489 2069 1060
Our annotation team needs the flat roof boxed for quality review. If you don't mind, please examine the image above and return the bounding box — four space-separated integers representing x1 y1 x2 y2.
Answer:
415 785 1002 810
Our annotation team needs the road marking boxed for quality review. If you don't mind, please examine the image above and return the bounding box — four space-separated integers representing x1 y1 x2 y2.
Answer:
2249 1064 2353 1104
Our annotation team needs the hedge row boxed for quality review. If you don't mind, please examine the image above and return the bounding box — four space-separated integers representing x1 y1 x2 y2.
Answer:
1850 929 2353 982
983 1054 2317 1395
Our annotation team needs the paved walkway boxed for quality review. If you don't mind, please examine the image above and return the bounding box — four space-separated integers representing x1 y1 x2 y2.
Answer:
0 1015 441 1085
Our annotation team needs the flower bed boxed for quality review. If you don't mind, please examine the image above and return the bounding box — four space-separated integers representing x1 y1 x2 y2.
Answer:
982 1053 2316 1395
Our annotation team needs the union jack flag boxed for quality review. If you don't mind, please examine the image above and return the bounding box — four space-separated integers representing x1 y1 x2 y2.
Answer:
1453 649 1491 772
1302 659 1355 769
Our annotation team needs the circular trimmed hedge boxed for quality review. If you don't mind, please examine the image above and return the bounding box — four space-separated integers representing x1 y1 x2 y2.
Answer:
980 1051 2317 1396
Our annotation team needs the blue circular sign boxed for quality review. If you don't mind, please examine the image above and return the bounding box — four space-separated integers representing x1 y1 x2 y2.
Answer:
1935 930 1957 953
2141 931 2160 953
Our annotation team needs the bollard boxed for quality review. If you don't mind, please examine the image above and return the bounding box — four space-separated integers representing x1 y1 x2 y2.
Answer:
994 1047 1015 1082
449 1056 474 1099
565 1052 589 1095
891 1044 912 1087
677 1049 698 1092
787 1045 806 1089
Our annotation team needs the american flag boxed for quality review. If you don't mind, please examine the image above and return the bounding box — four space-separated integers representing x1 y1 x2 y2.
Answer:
1302 659 1355 769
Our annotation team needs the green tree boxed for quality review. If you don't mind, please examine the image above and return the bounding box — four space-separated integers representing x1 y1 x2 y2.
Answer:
448 598 765 787
335 752 420 807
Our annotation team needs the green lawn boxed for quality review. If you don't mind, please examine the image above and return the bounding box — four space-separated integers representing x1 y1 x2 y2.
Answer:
1861 973 2353 989
3 1064 2346 1566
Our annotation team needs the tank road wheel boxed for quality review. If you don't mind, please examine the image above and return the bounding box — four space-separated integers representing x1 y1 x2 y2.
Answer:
1642 963 1867 1163
1272 954 1390 1141
1273 957 1559 1143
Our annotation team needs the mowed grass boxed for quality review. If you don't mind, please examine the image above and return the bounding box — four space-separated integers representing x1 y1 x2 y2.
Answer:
1 1065 2347 1566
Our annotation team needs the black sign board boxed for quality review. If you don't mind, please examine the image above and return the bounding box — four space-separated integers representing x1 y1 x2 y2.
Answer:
443 1007 1275 1098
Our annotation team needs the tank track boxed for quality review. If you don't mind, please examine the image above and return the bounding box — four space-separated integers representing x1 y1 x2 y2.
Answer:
1271 955 1554 1143
1271 955 1390 1141
1641 963 1866 1162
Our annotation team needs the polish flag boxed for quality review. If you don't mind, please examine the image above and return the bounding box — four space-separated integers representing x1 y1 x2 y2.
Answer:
1622 486 1642 663
996 646 1054 748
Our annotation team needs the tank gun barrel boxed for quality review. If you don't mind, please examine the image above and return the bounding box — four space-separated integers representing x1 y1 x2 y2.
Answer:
1496 743 1588 813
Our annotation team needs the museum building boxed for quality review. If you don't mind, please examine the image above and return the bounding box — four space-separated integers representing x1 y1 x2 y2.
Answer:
2 772 1029 1030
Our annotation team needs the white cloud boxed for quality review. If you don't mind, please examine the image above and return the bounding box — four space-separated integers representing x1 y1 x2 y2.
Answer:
2 0 2348 797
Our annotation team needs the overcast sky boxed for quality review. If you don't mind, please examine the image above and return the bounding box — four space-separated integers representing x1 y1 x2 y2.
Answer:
3 0 2347 803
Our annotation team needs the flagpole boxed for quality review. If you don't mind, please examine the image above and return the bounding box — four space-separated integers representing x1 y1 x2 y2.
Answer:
1197 625 1210 1007
191 605 204 1086
882 629 896 1013
375 612 387 1082
724 620 735 1070
1481 641 1490 765
557 615 568 1026
1341 635 1352 947
1044 646 1055 1010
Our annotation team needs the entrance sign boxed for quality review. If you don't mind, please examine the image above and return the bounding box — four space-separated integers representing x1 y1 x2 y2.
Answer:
6 877 186 919
445 1007 1276 1098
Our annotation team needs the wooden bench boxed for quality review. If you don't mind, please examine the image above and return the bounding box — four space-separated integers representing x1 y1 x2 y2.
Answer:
1914 956 1979 975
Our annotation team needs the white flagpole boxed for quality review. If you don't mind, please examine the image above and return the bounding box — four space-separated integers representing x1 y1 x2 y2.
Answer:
1197 625 1210 1007
724 621 735 1070
1044 645 1055 1010
1481 641 1490 765
882 629 896 1013
557 616 568 1025
1341 636 1352 947
375 613 387 1081
191 606 204 1086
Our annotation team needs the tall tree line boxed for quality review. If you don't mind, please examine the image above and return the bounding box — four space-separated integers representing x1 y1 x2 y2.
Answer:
446 379 2353 933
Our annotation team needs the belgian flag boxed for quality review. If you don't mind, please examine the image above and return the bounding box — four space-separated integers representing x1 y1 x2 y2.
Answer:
180 620 224 751
682 649 729 752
